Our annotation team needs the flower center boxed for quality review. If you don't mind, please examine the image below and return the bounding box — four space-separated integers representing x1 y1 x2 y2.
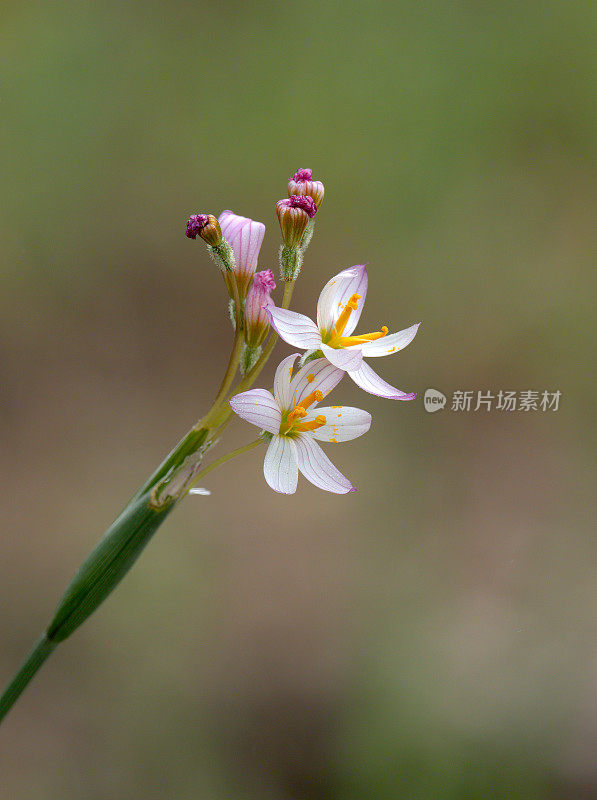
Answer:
326 293 389 348
281 390 326 435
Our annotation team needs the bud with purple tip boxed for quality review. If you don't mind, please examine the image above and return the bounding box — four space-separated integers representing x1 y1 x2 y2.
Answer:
244 269 277 348
239 269 277 374
276 195 317 249
185 213 222 247
288 168 325 209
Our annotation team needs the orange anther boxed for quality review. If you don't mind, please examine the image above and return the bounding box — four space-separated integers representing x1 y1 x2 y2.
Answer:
333 293 362 338
295 414 327 433
337 326 389 347
301 389 323 410
286 406 307 426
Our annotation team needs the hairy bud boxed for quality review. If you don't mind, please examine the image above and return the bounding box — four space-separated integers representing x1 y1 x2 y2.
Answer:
276 195 317 248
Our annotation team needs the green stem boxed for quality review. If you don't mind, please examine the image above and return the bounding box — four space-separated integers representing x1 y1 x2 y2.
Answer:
202 277 244 427
0 438 261 724
0 336 239 723
134 426 209 501
201 330 243 428
231 280 295 394
0 634 57 724
137 281 247 500
209 408 235 442
241 278 295 388
211 280 296 430
0 276 291 725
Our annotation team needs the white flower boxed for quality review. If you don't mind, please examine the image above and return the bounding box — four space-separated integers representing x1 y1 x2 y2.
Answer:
267 265 419 399
229 355 371 494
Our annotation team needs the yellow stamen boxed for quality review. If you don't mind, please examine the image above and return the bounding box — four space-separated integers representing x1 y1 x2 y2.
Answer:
333 293 361 338
337 325 388 347
286 406 307 426
295 414 327 432
306 373 315 383
300 389 323 410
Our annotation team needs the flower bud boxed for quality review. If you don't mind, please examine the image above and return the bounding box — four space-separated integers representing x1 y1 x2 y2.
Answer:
185 213 222 247
276 195 317 248
244 269 276 347
288 168 325 209
218 211 266 299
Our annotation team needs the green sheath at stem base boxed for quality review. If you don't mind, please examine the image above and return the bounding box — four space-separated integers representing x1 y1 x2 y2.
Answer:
0 428 206 724
47 493 176 643
0 635 57 722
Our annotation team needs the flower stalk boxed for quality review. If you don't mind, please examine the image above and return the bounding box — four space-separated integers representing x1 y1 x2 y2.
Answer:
0 166 418 725
0 200 303 724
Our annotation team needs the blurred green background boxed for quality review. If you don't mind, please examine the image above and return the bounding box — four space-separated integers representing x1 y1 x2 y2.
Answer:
1 1 595 798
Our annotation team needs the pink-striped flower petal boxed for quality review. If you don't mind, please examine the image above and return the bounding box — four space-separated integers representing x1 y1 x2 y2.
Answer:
347 361 416 400
321 342 363 371
229 388 281 433
316 265 368 336
290 359 345 407
316 268 360 333
263 435 298 494
305 406 372 443
274 353 299 409
218 210 265 279
267 307 323 349
359 323 421 357
294 435 355 494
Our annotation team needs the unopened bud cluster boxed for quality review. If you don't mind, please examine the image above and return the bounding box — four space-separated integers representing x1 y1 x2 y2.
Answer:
185 168 326 344
274 168 325 281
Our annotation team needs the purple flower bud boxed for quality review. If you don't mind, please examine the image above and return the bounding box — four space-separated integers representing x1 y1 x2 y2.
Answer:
244 269 277 347
252 269 276 293
288 168 325 209
186 213 222 246
186 214 209 239
288 195 317 218
276 197 314 248
292 168 312 182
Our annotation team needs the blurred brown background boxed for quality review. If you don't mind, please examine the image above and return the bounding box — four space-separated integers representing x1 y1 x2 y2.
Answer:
1 1 595 798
